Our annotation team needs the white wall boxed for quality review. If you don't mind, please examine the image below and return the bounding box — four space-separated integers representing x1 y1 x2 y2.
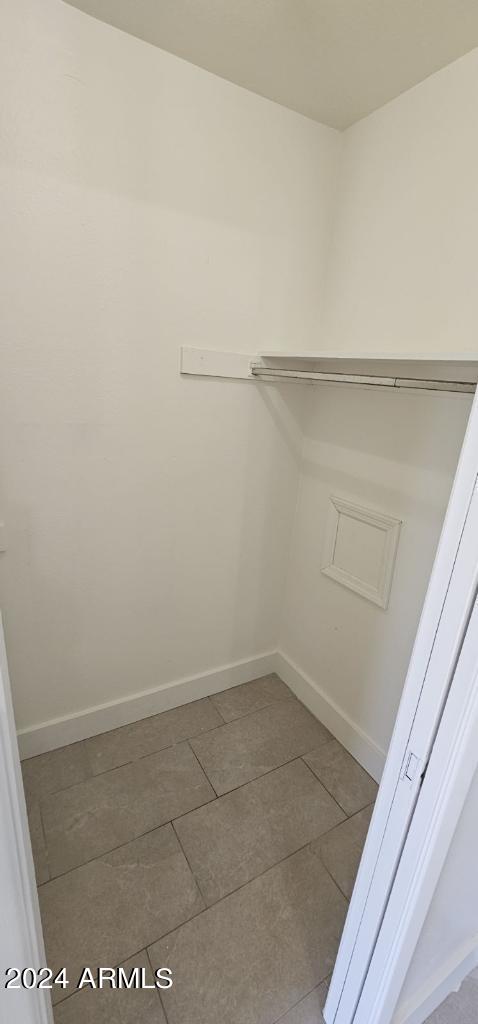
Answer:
0 0 339 732
395 768 478 1021
323 47 478 355
279 47 478 763
1 0 476 766
278 48 478 1016
280 386 470 760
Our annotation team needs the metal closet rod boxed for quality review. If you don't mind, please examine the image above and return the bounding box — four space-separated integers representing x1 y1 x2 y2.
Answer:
249 365 476 393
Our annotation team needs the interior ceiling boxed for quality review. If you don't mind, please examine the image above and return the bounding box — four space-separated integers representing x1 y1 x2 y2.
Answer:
63 0 478 129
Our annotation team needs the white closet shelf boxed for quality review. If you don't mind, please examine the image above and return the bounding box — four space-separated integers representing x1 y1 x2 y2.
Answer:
180 347 478 393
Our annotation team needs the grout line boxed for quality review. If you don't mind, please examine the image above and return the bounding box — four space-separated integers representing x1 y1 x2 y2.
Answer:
35 694 356 862
35 717 320 824
300 742 378 819
21 736 87 766
298 756 347 820
52 842 339 1015
23 670 289 773
189 727 332 799
41 808 370 1013
145 843 308 947
37 791 217 886
37 753 354 887
309 800 376 849
171 754 305 827
314 851 351 904
38 756 299 886
83 709 235 782
305 805 366 850
22 739 92 800
171 818 208 907
32 730 222 803
37 800 52 883
158 986 171 1024
143 830 356 950
300 758 354 817
205 694 299 729
185 738 220 797
144 945 172 1022
36 827 169 888
49 831 349 981
206 676 290 727
272 973 332 1024
26 691 298 800
308 801 377 902
33 689 374 1018
208 694 228 724
305 772 351 816
52 945 165 1011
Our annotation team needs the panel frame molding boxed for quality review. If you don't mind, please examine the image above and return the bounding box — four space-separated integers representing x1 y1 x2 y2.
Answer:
322 495 402 609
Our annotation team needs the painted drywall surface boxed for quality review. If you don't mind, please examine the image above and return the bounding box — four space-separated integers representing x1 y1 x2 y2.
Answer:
322 47 478 354
280 48 478 757
0 0 339 730
280 386 471 755
396 769 478 1018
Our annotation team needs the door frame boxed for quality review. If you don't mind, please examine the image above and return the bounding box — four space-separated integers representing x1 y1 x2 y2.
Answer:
0 616 53 1024
353 591 478 1024
327 388 478 1024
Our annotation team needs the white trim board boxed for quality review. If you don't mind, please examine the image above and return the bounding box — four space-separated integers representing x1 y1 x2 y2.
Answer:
322 495 402 610
275 651 386 782
16 649 385 782
17 652 276 759
180 346 253 380
393 937 478 1024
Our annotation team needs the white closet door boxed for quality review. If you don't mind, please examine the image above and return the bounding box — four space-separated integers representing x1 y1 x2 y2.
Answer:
326 391 478 1024
0 617 53 1024
353 592 478 1024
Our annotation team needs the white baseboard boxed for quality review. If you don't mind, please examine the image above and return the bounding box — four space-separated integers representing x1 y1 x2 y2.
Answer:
393 936 478 1024
17 648 387 776
17 652 277 759
275 650 386 782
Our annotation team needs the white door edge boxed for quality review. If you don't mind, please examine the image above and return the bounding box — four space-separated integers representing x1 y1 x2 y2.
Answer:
327 390 478 1024
352 593 478 1024
0 615 53 1024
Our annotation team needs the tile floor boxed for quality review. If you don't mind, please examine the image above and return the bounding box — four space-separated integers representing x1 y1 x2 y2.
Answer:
22 675 378 1024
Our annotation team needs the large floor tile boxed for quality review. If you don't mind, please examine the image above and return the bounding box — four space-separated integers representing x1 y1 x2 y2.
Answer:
85 699 223 774
42 742 215 876
53 952 166 1023
190 701 331 794
174 759 344 904
21 742 89 803
424 972 478 1024
303 739 378 817
275 979 329 1024
40 824 204 1004
210 674 293 722
310 805 373 899
26 802 50 885
149 846 347 1024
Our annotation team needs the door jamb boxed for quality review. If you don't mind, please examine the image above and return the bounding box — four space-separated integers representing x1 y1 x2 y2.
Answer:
0 616 53 1024
352 591 478 1024
327 390 478 1024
